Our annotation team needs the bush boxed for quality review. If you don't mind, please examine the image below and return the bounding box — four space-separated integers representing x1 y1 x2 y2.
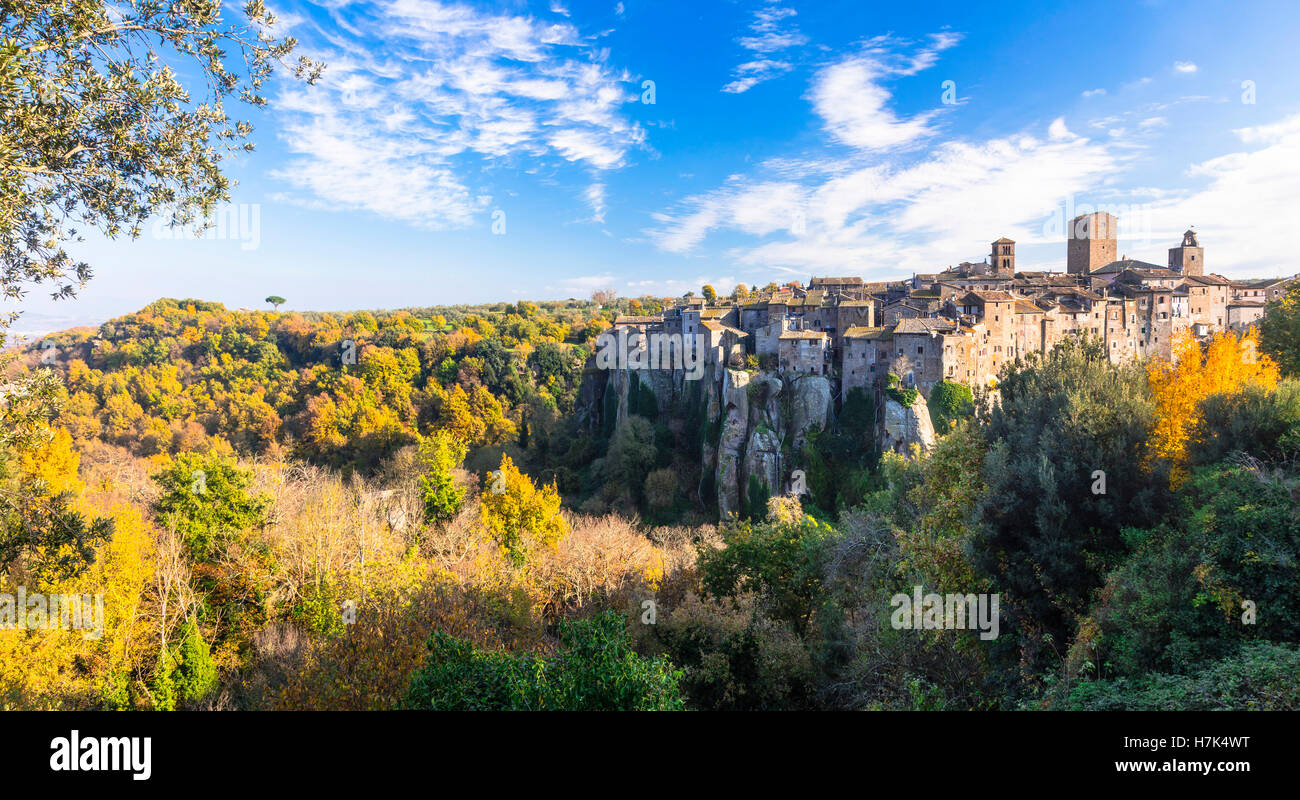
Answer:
1190 379 1300 468
928 380 974 435
404 611 684 710
1062 642 1300 710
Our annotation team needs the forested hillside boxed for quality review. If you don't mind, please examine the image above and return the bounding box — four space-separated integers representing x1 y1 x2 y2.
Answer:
3 287 1300 710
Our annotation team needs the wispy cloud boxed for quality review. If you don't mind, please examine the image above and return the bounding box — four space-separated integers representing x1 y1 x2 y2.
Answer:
722 1 808 93
584 182 607 223
649 32 1136 279
650 119 1121 275
809 33 961 151
270 0 644 229
1174 61 1198 74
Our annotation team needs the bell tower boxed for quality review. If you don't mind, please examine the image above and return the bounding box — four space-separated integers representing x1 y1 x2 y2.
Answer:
1168 228 1204 276
991 237 1015 276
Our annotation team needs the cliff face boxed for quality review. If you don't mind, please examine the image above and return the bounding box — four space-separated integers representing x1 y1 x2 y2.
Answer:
711 370 832 518
582 360 901 519
880 391 936 456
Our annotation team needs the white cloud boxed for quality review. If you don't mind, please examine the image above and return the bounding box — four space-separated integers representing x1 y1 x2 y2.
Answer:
809 35 959 151
649 118 1123 275
721 2 807 93
1048 117 1074 140
1140 113 1300 277
1082 88 1106 98
271 0 644 229
1174 61 1198 74
584 182 607 223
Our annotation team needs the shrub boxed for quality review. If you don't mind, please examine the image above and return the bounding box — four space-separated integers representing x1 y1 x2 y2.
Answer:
404 611 684 710
1062 642 1300 710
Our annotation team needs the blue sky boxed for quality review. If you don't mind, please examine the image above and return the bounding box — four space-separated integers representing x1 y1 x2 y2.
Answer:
12 0 1300 336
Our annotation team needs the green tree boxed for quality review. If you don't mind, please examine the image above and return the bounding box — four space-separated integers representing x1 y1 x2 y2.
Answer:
604 416 657 499
698 514 837 636
151 452 270 561
1259 281 1300 377
417 431 468 525
265 295 286 311
928 380 974 435
971 338 1168 660
0 0 318 322
169 618 218 705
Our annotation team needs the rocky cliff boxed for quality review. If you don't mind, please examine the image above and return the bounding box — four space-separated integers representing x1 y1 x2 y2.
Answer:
880 390 936 456
581 358 918 519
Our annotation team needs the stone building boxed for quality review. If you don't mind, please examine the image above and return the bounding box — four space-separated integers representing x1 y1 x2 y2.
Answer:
1168 228 1205 276
991 237 1016 276
1067 211 1118 275
778 329 829 375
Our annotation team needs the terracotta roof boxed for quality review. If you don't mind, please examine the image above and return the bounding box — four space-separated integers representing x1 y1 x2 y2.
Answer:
1014 300 1045 314
1183 273 1231 285
960 290 1016 303
778 329 829 340
809 276 864 286
894 317 958 334
1091 259 1165 275
843 325 890 339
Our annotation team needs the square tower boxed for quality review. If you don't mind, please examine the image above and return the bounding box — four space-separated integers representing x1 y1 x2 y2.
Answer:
1168 229 1204 276
1067 212 1118 275
991 237 1015 276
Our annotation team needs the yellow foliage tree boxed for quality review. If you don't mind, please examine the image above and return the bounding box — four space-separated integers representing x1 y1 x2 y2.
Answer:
478 454 567 567
1147 328 1279 483
1 431 156 709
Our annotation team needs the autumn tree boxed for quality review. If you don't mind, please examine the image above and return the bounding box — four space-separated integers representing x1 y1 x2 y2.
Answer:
1147 328 1279 483
479 454 567 567
0 426 113 581
702 285 718 303
418 431 468 526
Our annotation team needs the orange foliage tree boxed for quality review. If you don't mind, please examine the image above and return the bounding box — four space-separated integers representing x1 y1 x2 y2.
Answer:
1147 328 1279 482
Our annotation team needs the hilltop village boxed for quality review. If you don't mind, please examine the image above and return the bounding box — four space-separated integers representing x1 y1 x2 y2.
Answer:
610 213 1293 398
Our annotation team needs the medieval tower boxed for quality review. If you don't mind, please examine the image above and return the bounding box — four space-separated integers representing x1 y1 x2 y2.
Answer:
1067 212 1118 274
991 237 1016 276
1168 228 1204 276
